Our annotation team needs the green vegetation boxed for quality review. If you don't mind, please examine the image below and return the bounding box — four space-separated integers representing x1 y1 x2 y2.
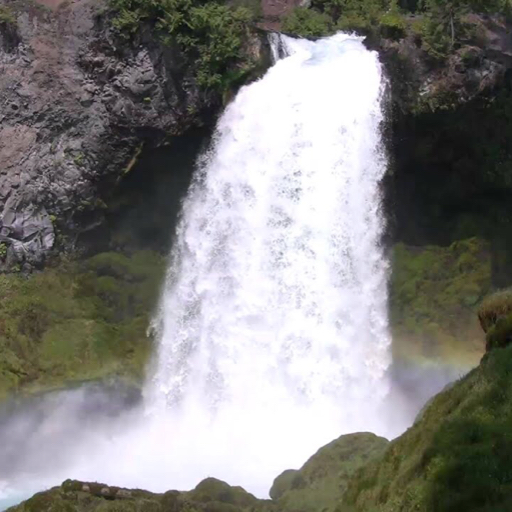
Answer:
282 0 510 59
390 238 490 366
10 477 277 512
282 7 333 37
477 289 512 351
0 4 16 26
485 312 512 351
10 305 512 512
270 433 388 512
109 0 259 90
415 0 509 60
477 288 512 332
342 343 512 511
0 251 165 399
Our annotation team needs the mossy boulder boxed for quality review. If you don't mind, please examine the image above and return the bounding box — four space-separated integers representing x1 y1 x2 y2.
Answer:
477 289 512 352
484 313 512 352
8 478 276 512
187 477 262 508
478 288 512 333
341 344 512 512
270 433 389 512
269 469 304 500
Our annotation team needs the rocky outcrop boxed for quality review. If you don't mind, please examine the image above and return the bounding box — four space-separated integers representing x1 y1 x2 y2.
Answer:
8 477 277 511
0 0 270 270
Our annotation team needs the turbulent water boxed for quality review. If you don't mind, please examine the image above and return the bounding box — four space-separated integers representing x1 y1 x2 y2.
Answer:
142 32 392 493
0 33 395 507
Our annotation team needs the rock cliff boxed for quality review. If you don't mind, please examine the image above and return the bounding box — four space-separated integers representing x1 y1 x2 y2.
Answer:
0 0 269 270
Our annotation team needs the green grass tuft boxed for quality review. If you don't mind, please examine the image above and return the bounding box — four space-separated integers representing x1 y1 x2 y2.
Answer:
0 5 16 27
477 288 512 333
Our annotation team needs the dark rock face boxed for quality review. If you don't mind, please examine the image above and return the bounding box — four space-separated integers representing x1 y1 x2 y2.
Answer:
0 0 269 269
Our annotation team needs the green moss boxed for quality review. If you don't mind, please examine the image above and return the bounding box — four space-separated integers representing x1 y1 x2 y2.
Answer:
269 470 303 500
342 344 512 512
477 288 512 333
390 237 490 366
271 433 389 512
189 478 259 507
0 251 165 399
485 312 512 351
9 478 276 512
0 5 16 26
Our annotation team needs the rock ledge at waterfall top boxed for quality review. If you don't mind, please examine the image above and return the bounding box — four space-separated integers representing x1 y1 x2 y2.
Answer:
0 0 270 270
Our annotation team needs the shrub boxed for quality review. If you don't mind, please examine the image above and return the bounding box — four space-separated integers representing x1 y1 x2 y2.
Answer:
109 0 256 91
379 2 407 39
282 7 333 37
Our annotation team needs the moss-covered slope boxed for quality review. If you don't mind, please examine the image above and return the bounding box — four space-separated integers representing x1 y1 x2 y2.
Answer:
390 237 490 366
0 251 165 399
341 343 512 512
270 433 389 512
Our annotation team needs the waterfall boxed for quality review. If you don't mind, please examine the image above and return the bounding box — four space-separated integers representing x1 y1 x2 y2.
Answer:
0 33 393 507
143 32 392 494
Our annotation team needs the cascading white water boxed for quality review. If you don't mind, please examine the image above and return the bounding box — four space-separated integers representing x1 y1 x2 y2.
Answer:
142 32 392 494
0 32 394 508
